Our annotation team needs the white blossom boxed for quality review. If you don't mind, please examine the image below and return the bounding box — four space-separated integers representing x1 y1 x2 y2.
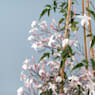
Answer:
48 35 55 47
56 76 62 82
31 43 37 50
62 38 69 48
30 79 33 84
87 76 95 95
22 64 28 70
48 82 57 94
17 87 24 95
63 87 69 93
29 28 38 33
68 76 79 81
39 69 45 76
31 21 37 28
24 59 30 64
40 21 47 27
76 14 91 26
36 84 42 88
28 35 34 40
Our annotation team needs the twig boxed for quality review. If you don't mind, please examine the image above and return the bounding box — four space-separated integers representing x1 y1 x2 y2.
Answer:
82 0 88 61
59 0 72 93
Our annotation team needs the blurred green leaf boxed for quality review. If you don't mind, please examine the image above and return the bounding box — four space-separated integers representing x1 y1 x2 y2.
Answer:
54 0 57 7
60 59 66 68
45 4 51 8
91 59 95 70
48 9 50 16
71 26 76 32
72 21 79 25
39 9 48 19
87 34 92 37
60 9 66 13
82 59 89 69
91 36 95 47
60 2 66 7
59 18 64 24
86 8 95 20
40 52 50 61
72 63 84 71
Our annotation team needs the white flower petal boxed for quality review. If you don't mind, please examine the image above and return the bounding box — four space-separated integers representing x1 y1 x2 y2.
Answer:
28 35 34 40
17 87 24 95
31 21 37 28
56 76 62 82
22 64 28 70
62 38 69 48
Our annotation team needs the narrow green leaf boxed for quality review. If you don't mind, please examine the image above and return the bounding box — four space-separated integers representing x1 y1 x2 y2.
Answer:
48 9 50 16
60 2 66 7
82 59 88 64
59 18 64 24
60 59 66 68
45 4 51 8
91 36 95 47
53 7 56 12
54 0 57 7
91 59 95 70
72 21 79 25
60 9 66 13
72 63 84 71
82 59 89 69
71 26 76 32
86 8 95 20
40 53 50 61
87 34 92 37
39 9 48 19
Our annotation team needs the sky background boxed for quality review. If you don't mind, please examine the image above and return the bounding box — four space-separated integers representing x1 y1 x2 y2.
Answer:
0 0 51 95
0 0 95 95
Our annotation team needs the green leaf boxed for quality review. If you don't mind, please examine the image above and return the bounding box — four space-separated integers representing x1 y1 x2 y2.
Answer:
53 0 57 12
71 11 74 17
91 36 95 47
54 0 57 7
53 7 57 12
40 53 50 61
39 9 48 19
64 13 67 18
60 59 66 68
82 59 89 69
87 34 92 37
54 56 60 60
60 2 66 7
72 21 79 25
72 2 75 5
45 4 51 8
59 18 64 24
60 9 66 13
91 59 95 70
71 26 76 32
48 9 50 16
72 63 84 71
86 8 95 20
82 59 88 64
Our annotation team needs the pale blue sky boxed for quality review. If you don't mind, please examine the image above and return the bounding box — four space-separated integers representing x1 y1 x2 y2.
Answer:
0 0 51 95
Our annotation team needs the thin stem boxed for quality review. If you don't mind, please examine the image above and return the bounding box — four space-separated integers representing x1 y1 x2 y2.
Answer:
59 0 72 93
82 0 88 61
86 0 94 60
64 0 72 38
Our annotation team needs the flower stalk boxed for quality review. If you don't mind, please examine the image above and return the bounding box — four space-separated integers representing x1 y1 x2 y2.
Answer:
59 0 72 93
86 0 94 60
64 0 72 38
82 0 88 61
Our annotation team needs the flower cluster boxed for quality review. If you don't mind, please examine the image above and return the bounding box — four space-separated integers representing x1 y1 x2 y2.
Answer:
17 18 95 95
